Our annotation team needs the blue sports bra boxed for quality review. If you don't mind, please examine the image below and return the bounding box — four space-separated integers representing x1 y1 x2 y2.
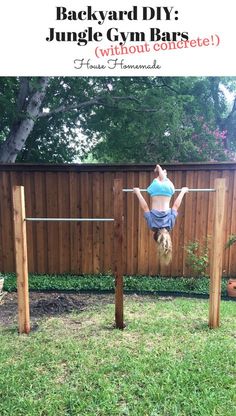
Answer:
147 178 175 197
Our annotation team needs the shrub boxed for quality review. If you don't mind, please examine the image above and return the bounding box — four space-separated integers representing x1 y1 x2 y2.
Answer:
185 240 209 277
225 234 236 249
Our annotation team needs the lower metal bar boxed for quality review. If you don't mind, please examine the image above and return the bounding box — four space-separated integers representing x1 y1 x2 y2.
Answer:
25 218 114 222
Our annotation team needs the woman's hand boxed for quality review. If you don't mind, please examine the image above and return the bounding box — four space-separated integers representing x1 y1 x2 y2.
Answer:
154 164 161 172
154 164 167 179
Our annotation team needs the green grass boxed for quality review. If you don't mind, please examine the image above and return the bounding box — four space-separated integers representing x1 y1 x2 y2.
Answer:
1 273 229 295
0 297 236 415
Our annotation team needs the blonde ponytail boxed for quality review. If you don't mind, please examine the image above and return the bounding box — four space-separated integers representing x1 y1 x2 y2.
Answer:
155 228 172 266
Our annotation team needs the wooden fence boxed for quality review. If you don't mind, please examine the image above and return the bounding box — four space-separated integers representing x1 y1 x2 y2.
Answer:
1 162 236 276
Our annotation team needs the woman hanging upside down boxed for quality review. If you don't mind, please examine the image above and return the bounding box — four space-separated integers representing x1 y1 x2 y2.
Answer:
133 164 188 266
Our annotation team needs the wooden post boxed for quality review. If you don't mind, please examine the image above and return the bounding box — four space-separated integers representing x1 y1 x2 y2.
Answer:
12 186 30 334
113 179 124 329
209 178 226 329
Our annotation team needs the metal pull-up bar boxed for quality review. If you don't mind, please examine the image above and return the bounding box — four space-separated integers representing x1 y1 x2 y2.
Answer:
123 188 216 192
25 218 114 222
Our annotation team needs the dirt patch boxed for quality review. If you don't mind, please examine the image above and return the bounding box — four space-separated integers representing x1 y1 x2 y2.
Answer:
0 291 173 329
0 291 115 328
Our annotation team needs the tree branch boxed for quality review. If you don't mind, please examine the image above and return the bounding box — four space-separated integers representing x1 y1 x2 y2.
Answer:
38 97 103 118
0 77 50 163
38 94 155 118
159 79 180 94
232 96 236 113
226 95 236 121
16 77 30 113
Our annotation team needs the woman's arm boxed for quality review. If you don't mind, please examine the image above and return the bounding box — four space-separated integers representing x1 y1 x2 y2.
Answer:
133 188 150 212
172 187 189 211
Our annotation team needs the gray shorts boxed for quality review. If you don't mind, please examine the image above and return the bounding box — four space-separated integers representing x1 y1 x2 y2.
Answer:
144 208 178 231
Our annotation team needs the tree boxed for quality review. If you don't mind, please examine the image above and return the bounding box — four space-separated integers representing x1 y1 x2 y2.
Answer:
0 78 49 162
0 76 236 163
0 77 119 162
0 77 155 163
88 77 236 162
